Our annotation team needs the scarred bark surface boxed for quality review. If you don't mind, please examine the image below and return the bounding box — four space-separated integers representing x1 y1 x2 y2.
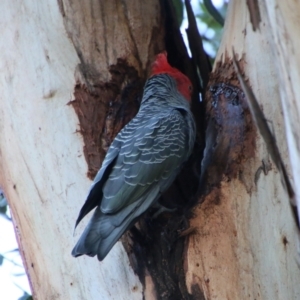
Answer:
1 0 300 299
185 1 300 299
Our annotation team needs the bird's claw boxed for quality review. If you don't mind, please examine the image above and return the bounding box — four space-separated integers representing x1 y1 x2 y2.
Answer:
152 205 177 218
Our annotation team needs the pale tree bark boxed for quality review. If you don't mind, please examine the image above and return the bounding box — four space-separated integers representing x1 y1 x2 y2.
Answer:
264 1 300 216
0 0 163 299
1 0 300 300
185 0 300 299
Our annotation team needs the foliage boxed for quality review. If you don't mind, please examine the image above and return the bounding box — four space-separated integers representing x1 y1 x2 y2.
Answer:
0 189 8 217
172 0 184 26
197 0 228 58
18 293 32 300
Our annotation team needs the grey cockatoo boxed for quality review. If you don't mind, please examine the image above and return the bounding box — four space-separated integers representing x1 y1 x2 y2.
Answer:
72 52 196 261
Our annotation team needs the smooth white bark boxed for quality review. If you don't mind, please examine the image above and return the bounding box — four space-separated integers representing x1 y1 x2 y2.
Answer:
0 1 142 299
263 0 300 218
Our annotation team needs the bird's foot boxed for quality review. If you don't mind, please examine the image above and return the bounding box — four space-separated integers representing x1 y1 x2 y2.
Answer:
178 226 197 237
152 205 177 218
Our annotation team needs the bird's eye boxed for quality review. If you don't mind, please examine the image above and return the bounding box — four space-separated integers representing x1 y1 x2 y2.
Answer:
189 85 193 92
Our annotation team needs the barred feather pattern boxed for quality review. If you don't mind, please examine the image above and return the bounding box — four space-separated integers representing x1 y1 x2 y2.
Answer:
72 74 196 261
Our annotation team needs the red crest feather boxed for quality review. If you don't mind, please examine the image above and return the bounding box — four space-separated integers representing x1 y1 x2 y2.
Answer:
150 52 193 102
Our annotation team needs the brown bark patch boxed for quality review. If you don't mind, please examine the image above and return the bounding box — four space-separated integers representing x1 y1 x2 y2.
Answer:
200 58 256 195
191 283 206 300
246 0 261 31
126 210 204 300
69 59 143 179
282 235 288 248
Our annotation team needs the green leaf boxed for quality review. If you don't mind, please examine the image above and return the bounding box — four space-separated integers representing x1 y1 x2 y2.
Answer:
172 0 184 26
0 194 7 207
6 248 19 253
18 292 32 300
203 0 224 26
0 205 7 215
0 191 8 215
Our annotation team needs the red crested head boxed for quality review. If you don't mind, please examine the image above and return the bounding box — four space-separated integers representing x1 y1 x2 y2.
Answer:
151 52 193 102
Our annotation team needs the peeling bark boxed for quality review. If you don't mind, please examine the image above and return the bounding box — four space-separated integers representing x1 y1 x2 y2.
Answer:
200 60 256 195
70 60 143 179
185 1 300 299
1 0 300 299
246 0 261 31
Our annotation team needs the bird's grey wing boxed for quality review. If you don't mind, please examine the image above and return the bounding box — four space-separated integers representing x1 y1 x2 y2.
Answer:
72 111 189 260
100 110 189 214
72 184 160 260
74 140 121 228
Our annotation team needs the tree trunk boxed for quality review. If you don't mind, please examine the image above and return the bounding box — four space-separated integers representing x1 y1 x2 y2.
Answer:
184 0 300 299
1 0 300 299
0 0 163 299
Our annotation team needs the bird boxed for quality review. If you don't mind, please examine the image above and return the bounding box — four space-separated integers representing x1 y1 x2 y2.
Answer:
72 52 196 261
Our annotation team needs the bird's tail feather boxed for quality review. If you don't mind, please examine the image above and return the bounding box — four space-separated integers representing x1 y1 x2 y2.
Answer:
71 186 159 261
